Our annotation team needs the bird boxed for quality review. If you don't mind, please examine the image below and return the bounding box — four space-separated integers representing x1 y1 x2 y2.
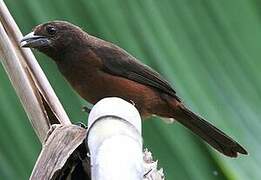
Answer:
20 20 247 157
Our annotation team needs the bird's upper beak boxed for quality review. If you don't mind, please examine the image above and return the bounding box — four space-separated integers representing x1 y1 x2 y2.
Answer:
20 32 50 48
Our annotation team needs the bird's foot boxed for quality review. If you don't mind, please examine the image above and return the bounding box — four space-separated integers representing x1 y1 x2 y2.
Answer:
75 122 87 129
82 105 92 114
130 100 136 106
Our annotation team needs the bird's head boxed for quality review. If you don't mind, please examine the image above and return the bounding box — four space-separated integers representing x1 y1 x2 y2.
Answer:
20 21 87 59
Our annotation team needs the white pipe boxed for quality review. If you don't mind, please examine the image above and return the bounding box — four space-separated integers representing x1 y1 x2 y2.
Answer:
87 97 143 180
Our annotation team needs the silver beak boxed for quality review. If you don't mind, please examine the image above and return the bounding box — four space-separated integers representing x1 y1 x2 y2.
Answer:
20 32 50 48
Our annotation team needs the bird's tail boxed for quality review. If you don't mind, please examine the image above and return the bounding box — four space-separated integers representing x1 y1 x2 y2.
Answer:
172 105 247 157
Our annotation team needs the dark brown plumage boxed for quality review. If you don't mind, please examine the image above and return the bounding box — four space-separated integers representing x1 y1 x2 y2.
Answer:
21 21 248 157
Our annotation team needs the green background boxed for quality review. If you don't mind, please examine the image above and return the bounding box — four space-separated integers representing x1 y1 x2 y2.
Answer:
0 0 260 179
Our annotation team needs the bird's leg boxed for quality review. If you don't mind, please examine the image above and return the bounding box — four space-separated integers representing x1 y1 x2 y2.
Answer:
82 105 92 114
73 105 93 129
75 122 87 129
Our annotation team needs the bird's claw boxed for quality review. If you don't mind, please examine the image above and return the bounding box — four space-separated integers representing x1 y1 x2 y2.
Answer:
82 106 92 113
75 122 87 129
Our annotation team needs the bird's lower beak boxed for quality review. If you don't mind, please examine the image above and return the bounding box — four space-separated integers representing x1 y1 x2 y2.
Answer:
20 32 50 48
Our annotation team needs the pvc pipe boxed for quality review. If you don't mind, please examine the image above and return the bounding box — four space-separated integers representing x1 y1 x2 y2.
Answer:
87 97 143 180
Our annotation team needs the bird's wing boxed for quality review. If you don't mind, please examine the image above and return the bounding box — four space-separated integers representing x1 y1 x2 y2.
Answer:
91 45 181 101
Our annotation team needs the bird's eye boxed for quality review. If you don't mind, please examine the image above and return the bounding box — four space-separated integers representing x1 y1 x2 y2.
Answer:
46 26 57 35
